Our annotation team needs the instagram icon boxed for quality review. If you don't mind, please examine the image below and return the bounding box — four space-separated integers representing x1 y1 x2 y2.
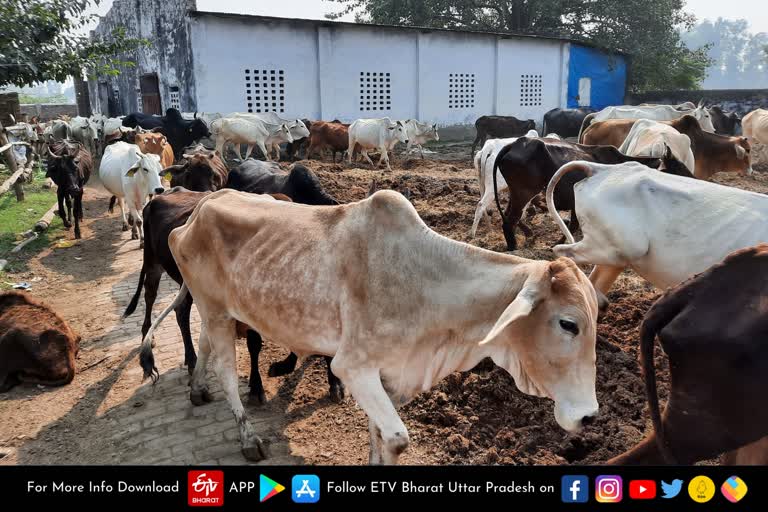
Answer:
595 476 623 503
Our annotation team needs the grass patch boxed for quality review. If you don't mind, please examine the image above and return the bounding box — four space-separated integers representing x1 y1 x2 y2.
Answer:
0 166 67 288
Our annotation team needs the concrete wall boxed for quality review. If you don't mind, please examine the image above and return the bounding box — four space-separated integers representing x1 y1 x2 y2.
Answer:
88 0 198 116
628 89 768 117
20 104 78 121
189 14 572 134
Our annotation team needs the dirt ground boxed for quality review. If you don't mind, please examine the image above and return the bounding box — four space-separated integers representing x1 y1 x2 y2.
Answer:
2 142 767 465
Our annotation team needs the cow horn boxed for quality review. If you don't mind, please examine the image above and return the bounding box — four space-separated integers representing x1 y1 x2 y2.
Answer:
48 147 63 159
194 111 198 119
163 164 187 175
735 144 746 159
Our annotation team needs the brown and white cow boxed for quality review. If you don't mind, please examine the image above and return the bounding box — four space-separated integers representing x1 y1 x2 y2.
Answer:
0 292 80 391
608 244 768 465
135 130 175 168
139 189 600 463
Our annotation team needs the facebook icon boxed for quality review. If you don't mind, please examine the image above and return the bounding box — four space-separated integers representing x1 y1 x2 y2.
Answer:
562 476 589 503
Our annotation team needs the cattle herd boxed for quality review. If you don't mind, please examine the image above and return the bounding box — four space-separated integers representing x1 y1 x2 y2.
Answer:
2 101 768 466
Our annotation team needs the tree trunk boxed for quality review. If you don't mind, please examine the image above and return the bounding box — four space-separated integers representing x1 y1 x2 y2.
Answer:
0 119 23 201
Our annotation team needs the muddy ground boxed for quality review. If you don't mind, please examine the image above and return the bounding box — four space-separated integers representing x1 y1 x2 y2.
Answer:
1 141 767 465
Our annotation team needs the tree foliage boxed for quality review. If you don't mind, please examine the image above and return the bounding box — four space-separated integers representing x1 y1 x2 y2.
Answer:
325 0 711 93
0 0 148 87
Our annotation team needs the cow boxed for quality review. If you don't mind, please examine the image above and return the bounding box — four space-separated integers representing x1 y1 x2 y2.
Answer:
546 160 768 310
491 138 690 251
3 120 36 166
226 160 338 205
286 119 313 160
402 119 439 158
134 130 174 168
607 244 768 465
578 103 715 141
743 108 768 147
0 291 79 392
232 113 311 160
472 115 536 155
471 129 538 238
164 144 229 192
708 105 741 135
639 101 697 111
50 119 71 142
123 188 343 404
618 119 695 175
347 118 408 171
306 121 350 162
123 108 210 161
583 115 751 180
70 116 100 159
137 188 600 463
542 108 595 139
210 117 293 161
99 141 165 247
47 141 93 239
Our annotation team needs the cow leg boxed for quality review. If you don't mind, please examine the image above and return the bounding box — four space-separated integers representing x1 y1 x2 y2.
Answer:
589 265 625 310
189 324 214 406
268 352 298 376
419 144 425 159
368 418 384 464
64 195 73 226
73 192 83 239
325 356 345 403
57 188 71 229
245 330 266 405
471 192 493 238
332 363 408 465
174 291 197 373
207 319 268 461
118 197 129 231
140 264 163 347
501 192 529 251
258 142 270 162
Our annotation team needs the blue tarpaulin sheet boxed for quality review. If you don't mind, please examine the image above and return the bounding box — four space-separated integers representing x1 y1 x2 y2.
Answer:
567 45 627 109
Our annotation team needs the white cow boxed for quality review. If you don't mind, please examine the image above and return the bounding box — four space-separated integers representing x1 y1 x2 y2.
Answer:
50 119 71 141
743 108 768 147
99 141 165 247
618 119 695 175
471 129 540 237
402 119 439 158
348 118 408 171
229 113 309 158
211 117 293 161
580 103 715 140
182 112 223 126
546 160 768 306
139 188 599 464
70 116 99 157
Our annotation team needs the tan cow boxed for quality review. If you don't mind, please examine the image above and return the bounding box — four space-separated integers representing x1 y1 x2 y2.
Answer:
743 109 768 164
139 189 600 464
135 131 175 168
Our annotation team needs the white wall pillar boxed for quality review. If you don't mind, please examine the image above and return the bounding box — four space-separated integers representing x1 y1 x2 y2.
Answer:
493 37 501 115
317 26 333 119
559 42 571 109
416 32 424 120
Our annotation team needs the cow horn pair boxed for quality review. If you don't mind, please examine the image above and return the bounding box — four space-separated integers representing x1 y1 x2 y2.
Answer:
48 147 63 160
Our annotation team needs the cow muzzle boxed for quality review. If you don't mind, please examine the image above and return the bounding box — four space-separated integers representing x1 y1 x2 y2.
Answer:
154 187 166 195
554 399 599 433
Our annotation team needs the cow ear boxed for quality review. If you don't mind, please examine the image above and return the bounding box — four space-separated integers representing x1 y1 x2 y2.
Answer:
125 166 138 177
479 278 541 345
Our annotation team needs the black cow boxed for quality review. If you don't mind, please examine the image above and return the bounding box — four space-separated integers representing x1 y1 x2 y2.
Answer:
471 115 536 155
226 160 339 205
122 108 210 161
542 107 596 138
47 141 92 239
709 105 742 135
492 138 691 251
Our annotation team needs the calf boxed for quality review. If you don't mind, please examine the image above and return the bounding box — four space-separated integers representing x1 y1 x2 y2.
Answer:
608 244 768 465
138 189 599 463
347 118 408 171
47 141 93 239
546 160 768 307
226 160 338 205
492 137 689 250
211 117 293 161
165 144 229 192
99 141 165 247
306 120 350 162
0 292 79 391
402 119 439 158
135 130 175 168
472 115 536 155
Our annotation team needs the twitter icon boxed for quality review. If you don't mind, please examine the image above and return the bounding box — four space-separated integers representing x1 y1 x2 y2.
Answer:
661 479 684 499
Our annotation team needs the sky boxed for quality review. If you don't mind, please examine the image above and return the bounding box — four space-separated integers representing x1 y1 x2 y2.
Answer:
87 0 768 33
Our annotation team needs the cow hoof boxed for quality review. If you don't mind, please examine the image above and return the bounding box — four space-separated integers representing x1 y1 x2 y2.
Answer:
131 233 139 240
248 390 267 406
242 442 269 462
329 383 346 403
267 360 294 377
190 389 214 406
121 223 130 232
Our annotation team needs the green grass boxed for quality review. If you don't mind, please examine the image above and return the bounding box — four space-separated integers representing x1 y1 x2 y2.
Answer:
0 166 67 288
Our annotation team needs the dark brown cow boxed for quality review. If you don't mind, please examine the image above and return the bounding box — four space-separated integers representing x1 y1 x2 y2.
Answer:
165 144 229 192
0 292 79 391
581 115 752 180
47 140 92 239
609 244 768 465
306 121 350 162
471 115 536 155
492 137 691 250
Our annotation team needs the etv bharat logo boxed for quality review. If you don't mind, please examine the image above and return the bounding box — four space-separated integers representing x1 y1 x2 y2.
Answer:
188 470 224 507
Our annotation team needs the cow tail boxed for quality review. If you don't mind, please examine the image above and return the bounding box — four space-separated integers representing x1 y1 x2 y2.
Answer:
108 195 117 214
492 143 515 223
139 283 189 383
122 265 145 318
577 112 596 143
546 161 593 244
639 293 686 464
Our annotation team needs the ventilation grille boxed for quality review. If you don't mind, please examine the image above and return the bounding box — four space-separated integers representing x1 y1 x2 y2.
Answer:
169 86 180 110
520 74 542 107
245 69 285 113
449 73 475 109
359 71 391 111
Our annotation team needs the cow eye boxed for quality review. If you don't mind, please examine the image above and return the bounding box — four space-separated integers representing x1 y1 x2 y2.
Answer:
559 319 579 336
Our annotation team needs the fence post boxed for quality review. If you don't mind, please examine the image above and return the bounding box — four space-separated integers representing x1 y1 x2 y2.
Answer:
0 119 24 201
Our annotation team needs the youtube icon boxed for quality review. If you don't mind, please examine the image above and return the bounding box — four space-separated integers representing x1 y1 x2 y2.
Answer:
629 480 657 500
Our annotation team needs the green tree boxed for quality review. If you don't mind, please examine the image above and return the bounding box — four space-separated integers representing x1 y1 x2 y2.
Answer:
325 0 711 93
0 0 148 87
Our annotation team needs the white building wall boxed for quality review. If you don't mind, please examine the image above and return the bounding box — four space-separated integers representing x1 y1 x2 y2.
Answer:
190 14 569 128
